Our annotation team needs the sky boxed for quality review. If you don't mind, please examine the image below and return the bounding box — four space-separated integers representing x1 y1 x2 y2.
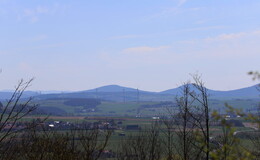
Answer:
0 0 260 92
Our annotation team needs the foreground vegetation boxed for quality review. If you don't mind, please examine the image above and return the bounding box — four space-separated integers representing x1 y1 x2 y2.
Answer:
0 74 259 160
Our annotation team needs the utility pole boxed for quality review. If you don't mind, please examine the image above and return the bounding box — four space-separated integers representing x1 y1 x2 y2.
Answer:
96 89 98 100
137 88 140 104
123 89 126 103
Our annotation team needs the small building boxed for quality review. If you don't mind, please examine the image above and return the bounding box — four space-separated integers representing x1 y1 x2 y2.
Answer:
118 133 125 136
126 125 139 130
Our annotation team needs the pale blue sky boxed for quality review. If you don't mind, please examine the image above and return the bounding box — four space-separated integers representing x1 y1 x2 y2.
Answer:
1 0 260 91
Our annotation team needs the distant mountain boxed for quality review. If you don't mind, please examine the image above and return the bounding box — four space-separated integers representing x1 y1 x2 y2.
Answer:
80 85 149 93
208 85 259 98
160 83 211 94
1 84 259 102
34 85 156 101
160 87 182 95
0 90 72 100
160 84 259 99
35 90 71 94
0 91 40 100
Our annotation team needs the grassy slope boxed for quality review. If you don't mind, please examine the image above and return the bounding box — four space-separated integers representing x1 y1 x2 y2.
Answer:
34 98 259 117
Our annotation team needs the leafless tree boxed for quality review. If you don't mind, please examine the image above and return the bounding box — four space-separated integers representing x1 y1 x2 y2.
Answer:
247 71 260 158
117 122 162 160
17 126 77 160
8 122 113 160
161 108 176 160
248 71 260 82
77 124 113 160
188 74 211 160
174 83 199 160
0 78 39 159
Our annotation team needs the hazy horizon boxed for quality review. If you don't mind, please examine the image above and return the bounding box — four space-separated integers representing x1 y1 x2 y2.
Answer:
0 83 259 93
1 0 259 91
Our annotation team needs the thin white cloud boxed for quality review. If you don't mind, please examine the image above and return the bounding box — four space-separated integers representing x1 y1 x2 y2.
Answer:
97 45 178 69
32 34 48 41
16 3 68 23
6 43 65 54
109 25 225 41
205 30 260 42
122 46 170 54
179 25 226 32
109 34 142 40
177 29 260 59
178 0 188 7
115 29 260 66
146 0 193 20
181 30 260 44
24 43 65 50
18 6 50 23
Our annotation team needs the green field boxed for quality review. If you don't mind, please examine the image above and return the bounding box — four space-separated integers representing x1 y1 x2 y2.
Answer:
34 98 259 118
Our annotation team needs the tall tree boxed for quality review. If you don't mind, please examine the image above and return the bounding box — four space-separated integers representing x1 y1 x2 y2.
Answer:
174 83 197 160
189 75 211 160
